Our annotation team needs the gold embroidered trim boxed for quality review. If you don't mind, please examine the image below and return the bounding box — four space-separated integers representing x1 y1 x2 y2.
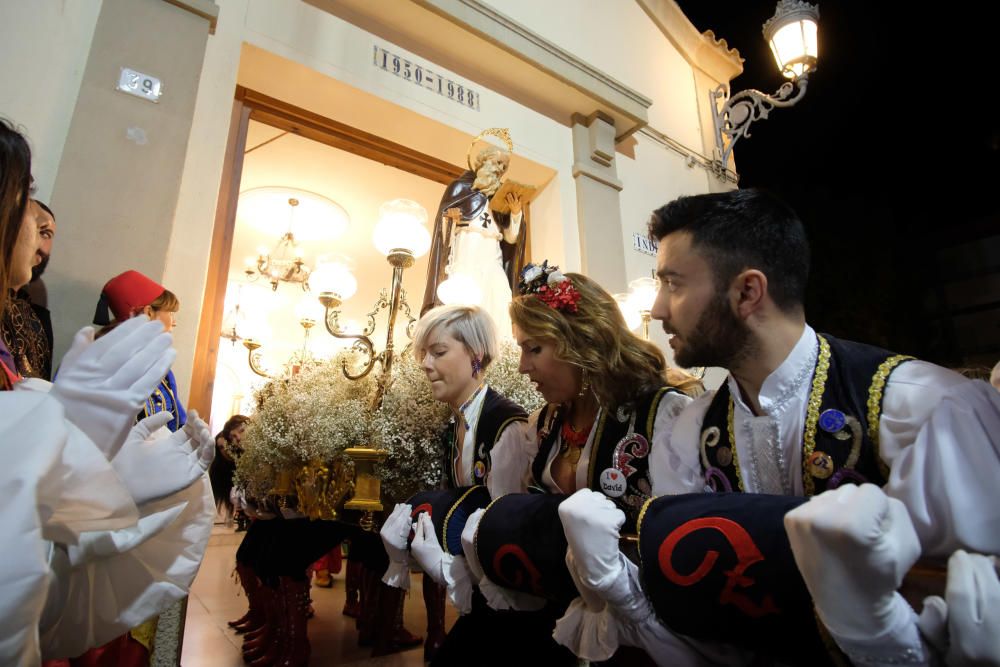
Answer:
866 354 915 479
636 495 658 572
646 387 670 436
726 396 746 492
586 408 610 490
442 485 484 551
473 493 509 562
802 335 832 496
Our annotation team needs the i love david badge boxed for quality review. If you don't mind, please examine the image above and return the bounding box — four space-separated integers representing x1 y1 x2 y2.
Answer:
600 468 626 498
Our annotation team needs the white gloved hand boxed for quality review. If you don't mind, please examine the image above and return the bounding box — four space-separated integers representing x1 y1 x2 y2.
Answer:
51 317 175 459
379 503 412 590
917 550 1000 667
784 483 921 641
410 513 452 587
111 409 214 506
558 488 627 592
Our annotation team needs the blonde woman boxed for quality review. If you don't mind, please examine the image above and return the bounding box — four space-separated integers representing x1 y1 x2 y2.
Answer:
379 304 528 661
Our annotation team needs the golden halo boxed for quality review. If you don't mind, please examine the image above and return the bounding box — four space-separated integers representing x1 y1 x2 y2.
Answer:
466 128 513 172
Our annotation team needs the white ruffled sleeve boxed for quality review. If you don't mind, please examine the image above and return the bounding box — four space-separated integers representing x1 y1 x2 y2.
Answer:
39 476 214 659
650 391 713 497
886 378 1000 557
487 410 538 497
0 392 139 667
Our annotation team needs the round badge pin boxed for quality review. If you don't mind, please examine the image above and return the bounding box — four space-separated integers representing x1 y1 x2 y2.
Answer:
806 451 834 479
818 409 847 433
716 446 733 468
473 461 487 479
599 468 626 498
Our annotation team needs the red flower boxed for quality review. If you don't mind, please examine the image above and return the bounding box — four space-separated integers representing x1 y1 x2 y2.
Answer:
536 280 580 313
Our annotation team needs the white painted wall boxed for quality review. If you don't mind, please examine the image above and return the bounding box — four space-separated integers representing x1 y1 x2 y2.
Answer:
165 0 577 402
0 0 103 200
478 0 704 148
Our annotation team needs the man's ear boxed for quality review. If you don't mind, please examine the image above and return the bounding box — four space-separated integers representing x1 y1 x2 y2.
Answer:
731 269 767 318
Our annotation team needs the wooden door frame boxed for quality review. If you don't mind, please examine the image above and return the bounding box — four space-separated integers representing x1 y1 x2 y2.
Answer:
188 87 467 419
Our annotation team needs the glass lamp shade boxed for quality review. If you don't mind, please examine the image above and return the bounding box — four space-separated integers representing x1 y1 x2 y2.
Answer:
372 199 431 258
310 261 357 302
437 272 484 306
614 292 642 332
763 0 819 78
238 187 350 241
627 277 659 314
240 314 272 346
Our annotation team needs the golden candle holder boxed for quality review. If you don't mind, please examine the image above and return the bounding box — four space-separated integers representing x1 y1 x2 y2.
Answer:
343 447 388 531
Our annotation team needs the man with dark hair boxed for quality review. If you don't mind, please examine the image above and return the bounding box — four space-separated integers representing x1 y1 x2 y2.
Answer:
637 187 999 665
0 199 54 379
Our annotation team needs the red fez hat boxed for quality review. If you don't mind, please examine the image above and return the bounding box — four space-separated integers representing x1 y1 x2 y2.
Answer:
93 270 165 325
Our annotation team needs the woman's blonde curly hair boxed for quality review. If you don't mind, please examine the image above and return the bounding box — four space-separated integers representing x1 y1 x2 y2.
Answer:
510 272 701 409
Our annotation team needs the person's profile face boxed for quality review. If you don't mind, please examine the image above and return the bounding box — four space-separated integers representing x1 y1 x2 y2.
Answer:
652 231 750 369
514 325 580 405
418 330 478 408
11 199 41 290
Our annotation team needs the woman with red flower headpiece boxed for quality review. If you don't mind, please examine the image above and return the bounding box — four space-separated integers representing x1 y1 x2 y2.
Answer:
445 263 701 666
489 263 701 512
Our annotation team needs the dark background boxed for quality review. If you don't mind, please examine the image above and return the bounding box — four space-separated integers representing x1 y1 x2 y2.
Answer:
675 1 1000 369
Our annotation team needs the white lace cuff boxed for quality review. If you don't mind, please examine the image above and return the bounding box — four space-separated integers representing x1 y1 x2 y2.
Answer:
829 597 929 667
445 556 474 615
381 560 411 590
553 596 618 660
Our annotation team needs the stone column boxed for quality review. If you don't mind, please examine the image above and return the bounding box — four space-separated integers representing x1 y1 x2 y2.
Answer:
47 0 217 362
571 111 626 292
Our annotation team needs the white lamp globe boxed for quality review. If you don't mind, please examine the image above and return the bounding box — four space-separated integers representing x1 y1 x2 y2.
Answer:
613 292 642 332
437 272 484 306
627 277 659 314
372 199 431 260
295 296 325 325
311 261 357 303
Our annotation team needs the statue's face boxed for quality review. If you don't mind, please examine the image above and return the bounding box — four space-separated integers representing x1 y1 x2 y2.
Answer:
475 148 509 176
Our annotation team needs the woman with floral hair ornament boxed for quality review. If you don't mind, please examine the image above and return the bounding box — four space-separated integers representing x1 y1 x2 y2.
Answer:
378 304 529 663
450 262 699 665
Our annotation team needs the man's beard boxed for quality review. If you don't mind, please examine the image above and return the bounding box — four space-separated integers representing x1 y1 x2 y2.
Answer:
31 254 49 282
672 291 753 370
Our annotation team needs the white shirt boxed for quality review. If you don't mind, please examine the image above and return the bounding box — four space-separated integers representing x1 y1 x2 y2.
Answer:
651 324 994 555
453 384 526 488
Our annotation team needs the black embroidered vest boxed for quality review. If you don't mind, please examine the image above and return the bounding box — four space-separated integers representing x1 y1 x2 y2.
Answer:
444 386 527 488
531 387 681 532
699 333 915 496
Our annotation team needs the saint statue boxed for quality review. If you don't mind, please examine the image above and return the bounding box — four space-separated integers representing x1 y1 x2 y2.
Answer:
421 129 528 338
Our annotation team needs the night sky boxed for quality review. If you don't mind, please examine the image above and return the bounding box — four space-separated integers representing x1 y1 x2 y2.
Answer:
675 1 1000 367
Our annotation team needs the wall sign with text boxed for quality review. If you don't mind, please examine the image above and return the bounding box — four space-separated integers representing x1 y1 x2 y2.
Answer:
373 44 480 111
633 232 658 257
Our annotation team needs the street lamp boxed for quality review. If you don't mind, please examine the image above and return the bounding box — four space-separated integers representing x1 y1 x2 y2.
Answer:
711 0 820 180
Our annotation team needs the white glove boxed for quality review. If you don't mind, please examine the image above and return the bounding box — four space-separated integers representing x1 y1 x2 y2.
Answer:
410 513 453 587
379 503 412 590
784 484 921 641
51 317 175 459
111 409 214 506
917 550 1000 667
558 488 627 592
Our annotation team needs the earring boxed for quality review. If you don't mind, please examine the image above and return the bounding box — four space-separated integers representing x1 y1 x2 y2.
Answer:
471 357 483 377
577 369 590 398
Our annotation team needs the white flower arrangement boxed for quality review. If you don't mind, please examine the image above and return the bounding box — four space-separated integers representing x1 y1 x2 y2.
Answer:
235 340 543 505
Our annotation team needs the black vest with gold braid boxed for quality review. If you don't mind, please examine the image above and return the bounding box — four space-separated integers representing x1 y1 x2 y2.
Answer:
699 333 915 496
444 386 527 488
531 387 681 532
